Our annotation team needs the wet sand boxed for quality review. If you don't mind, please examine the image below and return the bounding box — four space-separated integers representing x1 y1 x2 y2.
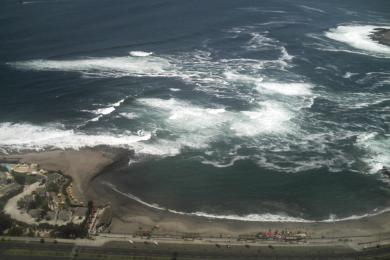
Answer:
89 177 390 242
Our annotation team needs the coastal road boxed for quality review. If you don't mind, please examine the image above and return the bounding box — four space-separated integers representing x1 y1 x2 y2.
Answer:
1 239 390 259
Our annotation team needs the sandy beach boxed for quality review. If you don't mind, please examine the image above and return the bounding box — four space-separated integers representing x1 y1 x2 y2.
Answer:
2 148 390 250
1 147 128 203
90 177 390 241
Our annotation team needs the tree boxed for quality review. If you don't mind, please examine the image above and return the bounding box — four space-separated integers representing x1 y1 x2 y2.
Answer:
47 183 59 193
54 223 87 238
7 226 23 236
13 174 26 185
0 212 12 234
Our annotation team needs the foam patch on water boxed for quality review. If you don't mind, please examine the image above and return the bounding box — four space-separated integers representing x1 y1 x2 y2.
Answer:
246 32 277 51
119 112 138 119
129 51 153 57
357 133 390 174
299 5 326 14
224 71 263 84
325 25 390 57
0 122 151 151
201 156 249 168
230 102 293 136
343 72 359 79
7 30 294 99
138 98 294 138
86 98 126 122
256 82 312 96
7 56 174 78
132 97 299 160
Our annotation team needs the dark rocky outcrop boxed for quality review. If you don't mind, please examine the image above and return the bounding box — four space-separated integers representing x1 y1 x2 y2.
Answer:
370 28 390 46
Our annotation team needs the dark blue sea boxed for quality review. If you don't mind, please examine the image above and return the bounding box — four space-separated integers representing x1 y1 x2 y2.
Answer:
1 0 390 221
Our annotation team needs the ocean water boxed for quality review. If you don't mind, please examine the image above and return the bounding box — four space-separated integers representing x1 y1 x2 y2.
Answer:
1 0 390 221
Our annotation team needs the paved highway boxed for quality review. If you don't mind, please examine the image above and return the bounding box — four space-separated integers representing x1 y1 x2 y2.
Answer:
0 239 390 259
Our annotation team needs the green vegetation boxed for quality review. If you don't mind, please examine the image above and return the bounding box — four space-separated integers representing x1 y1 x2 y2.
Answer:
12 172 40 185
28 194 47 210
47 182 60 193
0 212 12 234
13 173 25 185
53 223 87 238
7 226 23 236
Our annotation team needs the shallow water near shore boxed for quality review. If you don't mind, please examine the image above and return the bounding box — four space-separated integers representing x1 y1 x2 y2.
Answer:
1 0 390 221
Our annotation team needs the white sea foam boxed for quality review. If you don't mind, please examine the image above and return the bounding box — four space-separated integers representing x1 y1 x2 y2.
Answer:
280 46 294 61
224 71 263 84
325 25 390 56
256 82 312 96
230 102 292 136
0 122 151 151
7 56 173 78
119 112 138 119
95 106 116 115
129 51 153 57
238 8 287 14
201 156 249 168
137 98 228 148
138 98 294 139
7 30 294 97
86 98 126 122
299 5 326 14
246 32 276 51
224 73 313 99
342 72 359 79
357 133 390 174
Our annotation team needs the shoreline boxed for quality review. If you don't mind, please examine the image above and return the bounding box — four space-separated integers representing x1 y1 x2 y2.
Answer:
101 180 390 224
2 148 390 249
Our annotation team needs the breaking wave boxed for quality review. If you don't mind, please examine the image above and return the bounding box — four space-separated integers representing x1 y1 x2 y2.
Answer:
85 98 126 122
